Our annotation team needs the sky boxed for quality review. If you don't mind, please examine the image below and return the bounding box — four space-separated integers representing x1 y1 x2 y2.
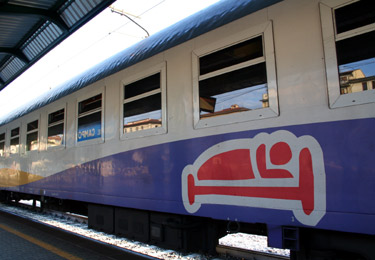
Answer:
0 0 220 119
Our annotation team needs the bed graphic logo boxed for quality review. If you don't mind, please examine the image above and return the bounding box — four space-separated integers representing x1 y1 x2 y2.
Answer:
181 130 326 226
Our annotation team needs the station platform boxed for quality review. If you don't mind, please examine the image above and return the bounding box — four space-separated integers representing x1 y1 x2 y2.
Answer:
0 210 152 260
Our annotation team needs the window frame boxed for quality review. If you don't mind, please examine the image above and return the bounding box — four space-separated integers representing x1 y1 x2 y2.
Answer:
320 0 375 108
47 104 67 150
192 21 278 129
120 62 167 140
76 88 105 146
25 118 40 152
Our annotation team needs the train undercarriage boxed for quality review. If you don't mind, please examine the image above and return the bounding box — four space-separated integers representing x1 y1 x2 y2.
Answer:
1 190 374 260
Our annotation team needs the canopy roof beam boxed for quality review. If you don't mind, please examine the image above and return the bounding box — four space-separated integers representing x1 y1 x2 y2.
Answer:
0 47 30 63
0 3 69 32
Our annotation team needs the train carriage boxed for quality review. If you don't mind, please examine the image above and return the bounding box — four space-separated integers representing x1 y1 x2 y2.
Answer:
1 0 374 259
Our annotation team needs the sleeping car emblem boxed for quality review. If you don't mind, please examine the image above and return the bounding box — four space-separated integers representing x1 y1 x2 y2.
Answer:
181 130 326 226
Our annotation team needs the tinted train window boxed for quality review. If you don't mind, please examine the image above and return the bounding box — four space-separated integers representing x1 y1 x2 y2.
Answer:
26 120 38 151
123 73 162 133
198 35 269 119
334 0 375 34
321 0 375 107
10 127 19 154
26 120 39 151
334 1 375 95
0 133 5 156
48 108 64 147
77 94 102 142
200 36 264 75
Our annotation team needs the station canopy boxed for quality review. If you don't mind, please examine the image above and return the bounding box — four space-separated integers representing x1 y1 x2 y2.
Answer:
0 0 115 91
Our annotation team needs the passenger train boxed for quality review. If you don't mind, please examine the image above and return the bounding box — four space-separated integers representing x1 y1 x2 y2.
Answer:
1 0 374 259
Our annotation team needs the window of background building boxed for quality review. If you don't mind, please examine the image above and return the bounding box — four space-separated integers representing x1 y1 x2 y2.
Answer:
0 133 5 156
77 94 102 142
26 120 38 151
10 127 19 154
48 108 65 147
321 0 375 108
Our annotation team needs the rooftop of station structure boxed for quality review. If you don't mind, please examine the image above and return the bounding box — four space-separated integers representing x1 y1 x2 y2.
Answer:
0 0 115 91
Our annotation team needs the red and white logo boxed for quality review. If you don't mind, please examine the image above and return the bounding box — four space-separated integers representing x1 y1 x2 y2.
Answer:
181 130 326 226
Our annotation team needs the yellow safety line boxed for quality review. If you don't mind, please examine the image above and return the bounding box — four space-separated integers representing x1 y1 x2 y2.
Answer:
0 223 83 260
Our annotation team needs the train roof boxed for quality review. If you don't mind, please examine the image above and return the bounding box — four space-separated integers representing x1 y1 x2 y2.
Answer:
0 0 282 126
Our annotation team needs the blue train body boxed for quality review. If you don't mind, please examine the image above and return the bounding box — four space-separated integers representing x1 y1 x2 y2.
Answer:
10 118 375 235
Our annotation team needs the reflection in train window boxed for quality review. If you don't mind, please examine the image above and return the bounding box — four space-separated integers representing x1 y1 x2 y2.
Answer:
48 108 65 147
77 94 102 142
0 133 5 156
198 36 268 119
10 127 19 154
123 73 162 133
26 120 39 151
334 1 375 94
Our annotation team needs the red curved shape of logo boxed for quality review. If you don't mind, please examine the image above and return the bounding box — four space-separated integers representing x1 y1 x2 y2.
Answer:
181 130 326 226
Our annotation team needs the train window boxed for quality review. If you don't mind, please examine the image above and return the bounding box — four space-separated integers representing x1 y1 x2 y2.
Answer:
123 73 161 133
26 120 39 151
121 62 167 138
77 94 102 143
10 127 20 154
0 132 5 156
48 108 65 148
192 21 278 128
199 36 264 75
320 0 375 108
